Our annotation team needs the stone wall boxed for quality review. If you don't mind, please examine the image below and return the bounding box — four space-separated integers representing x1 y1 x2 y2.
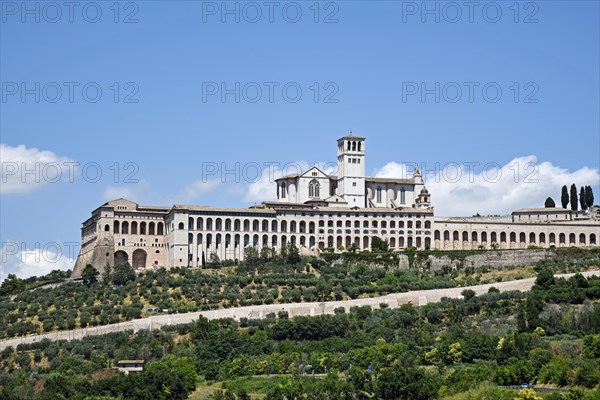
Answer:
398 249 553 270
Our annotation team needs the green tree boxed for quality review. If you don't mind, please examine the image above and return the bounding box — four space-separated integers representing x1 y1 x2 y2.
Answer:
585 185 594 209
81 264 99 288
371 236 389 252
544 197 556 208
111 262 136 286
0 274 24 296
561 185 569 208
102 262 112 284
570 184 578 211
580 186 588 211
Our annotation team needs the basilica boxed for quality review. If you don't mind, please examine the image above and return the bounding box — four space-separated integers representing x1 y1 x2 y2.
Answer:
72 135 600 276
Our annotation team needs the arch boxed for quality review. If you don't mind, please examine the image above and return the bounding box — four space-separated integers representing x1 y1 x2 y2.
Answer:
434 230 441 240
206 218 213 231
453 231 459 241
310 236 316 247
529 232 536 244
122 221 129 234
281 220 288 233
114 221 120 234
188 233 194 244
243 234 250 247
178 222 184 230
216 233 223 248
399 237 405 248
262 234 269 246
140 222 146 235
252 219 259 232
197 233 203 244
443 230 450 241
337 236 343 248
501 232 507 243
491 232 497 243
132 249 147 269
271 220 278 232
282 235 288 245
149 222 155 235
569 233 576 244
549 232 556 243
262 220 269 232
481 232 487 243
539 233 546 243
290 221 297 233
309 179 320 198
579 233 586 245
216 218 223 231
519 232 526 243
390 237 396 248
363 236 369 249
157 222 164 235
559 233 566 244
510 232 516 243
462 231 468 242
308 221 315 233
243 220 250 232
425 237 431 248
252 234 259 247
299 221 306 233
424 221 431 229
114 250 128 265
235 219 241 231
131 221 138 235
226 219 232 231
188 217 194 230
471 231 478 242
272 235 278 246
197 217 204 230
225 233 231 248
207 233 213 248
590 233 597 245
104 224 110 232
301 235 307 246
416 221 421 229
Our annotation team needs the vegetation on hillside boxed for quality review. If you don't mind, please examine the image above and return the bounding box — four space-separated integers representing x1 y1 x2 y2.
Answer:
1 268 600 399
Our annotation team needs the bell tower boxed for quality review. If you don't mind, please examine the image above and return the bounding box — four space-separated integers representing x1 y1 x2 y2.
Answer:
337 135 366 207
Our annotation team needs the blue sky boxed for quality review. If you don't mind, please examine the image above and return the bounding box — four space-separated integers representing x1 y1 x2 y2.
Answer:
1 0 599 280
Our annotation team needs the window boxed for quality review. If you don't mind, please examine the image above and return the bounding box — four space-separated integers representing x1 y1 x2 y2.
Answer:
309 179 320 198
376 187 382 203
352 182 357 187
400 187 406 204
281 182 287 198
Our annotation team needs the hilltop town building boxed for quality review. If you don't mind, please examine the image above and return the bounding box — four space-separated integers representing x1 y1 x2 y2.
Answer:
72 135 599 276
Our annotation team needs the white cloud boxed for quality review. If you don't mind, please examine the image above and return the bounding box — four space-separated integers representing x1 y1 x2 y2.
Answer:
170 179 222 204
0 143 77 194
375 156 600 216
0 242 75 282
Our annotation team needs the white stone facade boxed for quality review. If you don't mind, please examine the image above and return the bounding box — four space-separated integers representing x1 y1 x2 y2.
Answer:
72 136 599 275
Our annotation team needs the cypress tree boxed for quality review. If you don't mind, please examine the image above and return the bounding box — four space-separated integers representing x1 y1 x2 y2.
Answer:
544 197 555 208
561 185 569 208
586 186 594 208
570 184 578 211
580 186 587 210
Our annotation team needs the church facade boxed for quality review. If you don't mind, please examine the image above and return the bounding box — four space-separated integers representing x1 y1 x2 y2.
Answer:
72 135 600 276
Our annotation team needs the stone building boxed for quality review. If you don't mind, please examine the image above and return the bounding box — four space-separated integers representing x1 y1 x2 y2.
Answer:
72 135 599 276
